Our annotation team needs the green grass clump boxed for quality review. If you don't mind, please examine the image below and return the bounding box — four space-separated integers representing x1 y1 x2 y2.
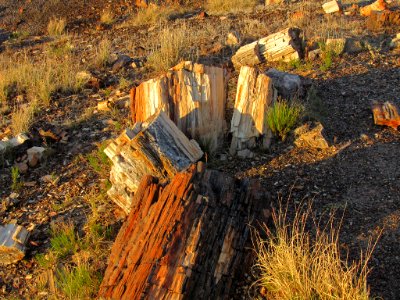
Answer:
11 166 23 191
267 100 303 141
50 223 79 258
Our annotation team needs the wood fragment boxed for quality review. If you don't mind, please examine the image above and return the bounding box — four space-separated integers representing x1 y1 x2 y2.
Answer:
98 163 264 300
322 0 341 14
104 110 203 213
360 0 388 17
0 224 30 265
372 101 400 129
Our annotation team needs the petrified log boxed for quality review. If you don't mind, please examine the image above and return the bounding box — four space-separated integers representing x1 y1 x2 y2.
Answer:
130 61 227 153
360 0 388 17
230 66 277 158
104 110 203 213
372 101 400 129
232 28 304 67
367 9 400 30
98 163 263 300
0 224 30 265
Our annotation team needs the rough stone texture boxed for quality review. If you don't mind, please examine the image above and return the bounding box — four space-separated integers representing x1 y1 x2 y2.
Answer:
266 68 308 99
372 101 400 130
0 224 30 265
98 163 264 300
294 122 330 149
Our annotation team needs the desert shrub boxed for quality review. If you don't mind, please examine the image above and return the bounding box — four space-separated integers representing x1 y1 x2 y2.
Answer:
267 99 303 141
253 204 375 300
206 0 258 14
47 18 66 36
147 24 196 72
11 103 36 135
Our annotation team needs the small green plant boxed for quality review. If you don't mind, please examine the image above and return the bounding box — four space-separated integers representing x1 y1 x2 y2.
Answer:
267 100 303 141
50 223 79 258
47 18 66 37
86 141 110 175
57 264 101 299
10 166 23 191
319 42 336 72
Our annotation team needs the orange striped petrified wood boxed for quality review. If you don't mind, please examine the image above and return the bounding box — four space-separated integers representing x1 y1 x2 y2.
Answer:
372 101 400 130
130 61 227 153
98 162 264 300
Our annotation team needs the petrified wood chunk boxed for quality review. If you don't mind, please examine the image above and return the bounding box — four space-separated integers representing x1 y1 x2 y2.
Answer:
372 101 400 130
0 224 30 265
98 163 264 300
104 110 203 213
130 61 227 153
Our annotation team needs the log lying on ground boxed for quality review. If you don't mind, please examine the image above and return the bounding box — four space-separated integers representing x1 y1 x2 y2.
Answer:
367 9 400 30
372 101 400 129
98 163 264 300
231 28 304 67
230 66 277 158
104 110 203 213
130 61 227 153
0 224 30 265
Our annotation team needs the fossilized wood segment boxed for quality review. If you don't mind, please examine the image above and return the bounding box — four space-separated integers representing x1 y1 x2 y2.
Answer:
367 9 400 30
98 163 263 300
230 66 277 157
360 0 388 17
104 110 203 213
322 0 341 14
372 101 400 129
130 61 227 153
232 28 303 67
0 224 30 265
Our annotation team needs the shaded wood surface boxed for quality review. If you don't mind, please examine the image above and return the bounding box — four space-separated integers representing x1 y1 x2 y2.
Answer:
130 61 227 153
0 224 30 265
98 163 264 300
104 110 203 213
367 9 400 30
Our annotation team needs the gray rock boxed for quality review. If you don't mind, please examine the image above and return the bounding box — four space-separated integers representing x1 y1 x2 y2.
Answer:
112 55 132 72
266 68 305 99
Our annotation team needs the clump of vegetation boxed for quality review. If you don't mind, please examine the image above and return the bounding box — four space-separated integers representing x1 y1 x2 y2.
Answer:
124 5 189 27
50 222 79 258
253 203 376 300
86 141 111 176
11 104 36 135
47 18 67 36
100 9 114 25
93 38 112 68
206 0 258 14
147 24 196 72
267 99 303 141
10 166 23 191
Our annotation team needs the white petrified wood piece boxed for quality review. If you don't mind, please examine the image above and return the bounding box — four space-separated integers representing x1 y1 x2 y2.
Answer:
0 224 30 265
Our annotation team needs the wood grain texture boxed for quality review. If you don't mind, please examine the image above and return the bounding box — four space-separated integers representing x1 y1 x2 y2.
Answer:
372 101 400 130
98 163 264 300
104 110 203 213
0 224 30 265
229 66 276 157
130 61 227 153
232 28 304 67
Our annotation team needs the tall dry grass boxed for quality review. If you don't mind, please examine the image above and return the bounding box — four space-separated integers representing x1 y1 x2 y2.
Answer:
253 203 377 300
206 0 258 14
47 18 67 36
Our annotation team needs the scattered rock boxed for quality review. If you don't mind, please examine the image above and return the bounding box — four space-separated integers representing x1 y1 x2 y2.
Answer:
294 122 329 149
308 48 321 61
237 149 255 159
322 0 341 14
390 33 400 49
266 68 305 99
197 11 208 20
130 58 144 69
112 55 132 72
344 38 365 54
27 147 45 167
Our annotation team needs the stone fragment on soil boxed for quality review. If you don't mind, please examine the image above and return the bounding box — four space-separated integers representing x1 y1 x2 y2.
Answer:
226 31 241 46
0 133 29 154
0 224 30 265
367 10 400 30
322 0 341 14
372 101 400 129
112 55 132 72
390 33 400 49
266 68 306 99
15 162 28 174
294 122 329 149
27 147 45 167
360 0 388 17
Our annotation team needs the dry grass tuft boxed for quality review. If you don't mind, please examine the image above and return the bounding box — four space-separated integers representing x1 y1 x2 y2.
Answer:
100 9 115 25
47 18 67 36
206 0 258 14
123 5 189 27
93 38 112 68
147 24 197 72
253 203 377 300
